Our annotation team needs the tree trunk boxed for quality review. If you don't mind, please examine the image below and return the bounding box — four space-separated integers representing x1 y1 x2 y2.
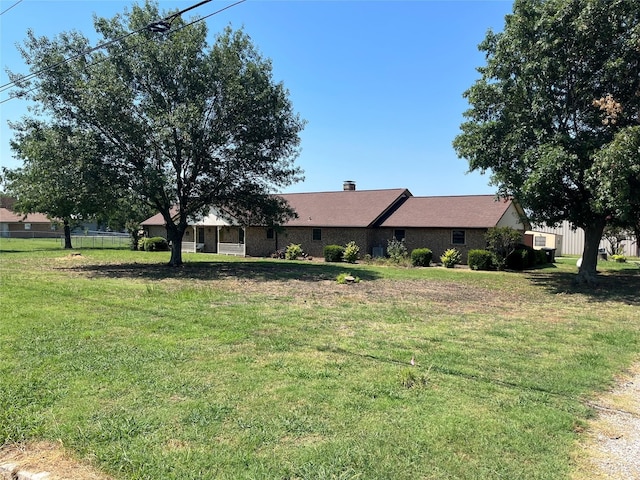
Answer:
63 218 73 249
166 223 185 267
575 219 606 286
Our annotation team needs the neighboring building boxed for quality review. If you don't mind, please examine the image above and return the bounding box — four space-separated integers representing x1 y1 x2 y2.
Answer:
0 208 57 238
141 182 530 263
531 221 638 257
524 231 563 254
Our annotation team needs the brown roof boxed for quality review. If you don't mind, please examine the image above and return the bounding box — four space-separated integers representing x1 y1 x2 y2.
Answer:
380 195 515 228
140 212 167 226
281 188 411 227
0 208 52 224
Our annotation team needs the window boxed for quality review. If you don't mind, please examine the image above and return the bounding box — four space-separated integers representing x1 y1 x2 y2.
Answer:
534 236 546 247
452 230 466 245
312 228 322 241
394 229 405 241
24 223 31 230
266 228 274 239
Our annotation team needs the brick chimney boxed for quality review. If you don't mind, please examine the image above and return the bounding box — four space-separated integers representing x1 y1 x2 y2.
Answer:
343 180 356 191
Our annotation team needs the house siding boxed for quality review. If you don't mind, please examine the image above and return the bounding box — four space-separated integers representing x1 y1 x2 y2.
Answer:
533 221 638 257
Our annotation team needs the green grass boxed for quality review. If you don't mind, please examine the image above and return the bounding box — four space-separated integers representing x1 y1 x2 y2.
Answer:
1 240 640 479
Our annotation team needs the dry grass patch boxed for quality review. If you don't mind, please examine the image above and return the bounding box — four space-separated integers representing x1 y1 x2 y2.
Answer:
0 441 114 480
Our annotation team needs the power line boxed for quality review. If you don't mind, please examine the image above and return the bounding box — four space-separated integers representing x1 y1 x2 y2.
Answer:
0 0 244 98
0 0 24 16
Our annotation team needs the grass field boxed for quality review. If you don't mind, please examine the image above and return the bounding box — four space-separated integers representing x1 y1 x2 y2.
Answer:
1 238 639 479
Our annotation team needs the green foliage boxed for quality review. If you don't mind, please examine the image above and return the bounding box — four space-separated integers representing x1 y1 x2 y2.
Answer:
324 245 345 263
399 368 429 389
10 5 305 266
506 246 536 271
343 241 360 264
485 227 522 269
468 249 495 271
141 237 169 252
602 225 629 256
440 248 461 268
410 248 433 267
2 246 640 478
285 243 303 260
336 272 360 284
453 0 640 283
534 249 549 266
387 238 408 263
590 127 640 238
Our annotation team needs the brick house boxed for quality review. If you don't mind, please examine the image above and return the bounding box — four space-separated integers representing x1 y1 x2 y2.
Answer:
0 208 57 238
140 182 529 262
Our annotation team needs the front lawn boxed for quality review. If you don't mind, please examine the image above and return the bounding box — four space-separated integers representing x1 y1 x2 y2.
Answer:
1 242 639 479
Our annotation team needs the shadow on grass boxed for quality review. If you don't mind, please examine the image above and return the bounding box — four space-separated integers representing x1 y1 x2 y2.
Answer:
67 259 383 283
526 267 640 306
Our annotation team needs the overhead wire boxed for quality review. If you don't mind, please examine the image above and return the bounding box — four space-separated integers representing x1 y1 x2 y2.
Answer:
0 0 24 16
0 0 245 103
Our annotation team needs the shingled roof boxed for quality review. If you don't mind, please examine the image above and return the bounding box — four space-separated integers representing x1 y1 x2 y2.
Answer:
280 188 411 227
0 208 52 224
379 195 518 228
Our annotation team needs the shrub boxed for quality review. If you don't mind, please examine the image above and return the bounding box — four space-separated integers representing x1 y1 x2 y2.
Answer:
343 241 360 263
440 248 461 268
485 226 522 269
324 245 344 262
387 238 408 263
411 248 433 267
506 245 536 270
611 254 627 263
336 272 360 284
141 237 169 252
534 249 548 265
285 243 304 260
467 249 494 270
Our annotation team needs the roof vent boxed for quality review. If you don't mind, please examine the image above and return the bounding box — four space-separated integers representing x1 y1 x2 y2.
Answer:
343 180 356 191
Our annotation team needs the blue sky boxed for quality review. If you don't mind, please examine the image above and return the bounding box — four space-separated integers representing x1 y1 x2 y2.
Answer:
0 0 514 196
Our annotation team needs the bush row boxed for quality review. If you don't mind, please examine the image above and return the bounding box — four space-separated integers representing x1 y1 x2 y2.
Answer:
468 245 550 270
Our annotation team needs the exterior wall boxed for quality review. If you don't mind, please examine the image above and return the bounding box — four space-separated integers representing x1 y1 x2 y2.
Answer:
246 227 278 257
496 203 527 229
144 225 167 239
372 227 490 264
525 231 562 253
5 222 56 238
533 221 638 257
276 227 370 259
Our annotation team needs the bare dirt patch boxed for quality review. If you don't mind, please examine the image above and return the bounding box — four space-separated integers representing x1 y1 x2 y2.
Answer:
0 441 113 480
572 364 640 479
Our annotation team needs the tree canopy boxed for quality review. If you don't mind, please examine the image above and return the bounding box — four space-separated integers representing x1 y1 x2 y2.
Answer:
8 1 305 264
453 0 640 284
4 122 116 248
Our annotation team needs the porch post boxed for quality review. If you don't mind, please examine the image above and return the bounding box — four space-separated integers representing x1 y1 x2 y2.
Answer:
193 226 197 252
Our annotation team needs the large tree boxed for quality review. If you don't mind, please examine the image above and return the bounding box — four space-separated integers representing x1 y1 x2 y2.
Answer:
453 0 640 284
4 121 115 248
9 1 304 265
